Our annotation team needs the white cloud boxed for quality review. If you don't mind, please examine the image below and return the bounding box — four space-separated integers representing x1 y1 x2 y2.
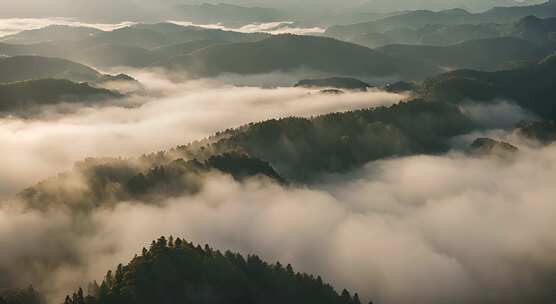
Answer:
168 20 326 35
2 144 556 304
0 75 403 198
0 18 135 37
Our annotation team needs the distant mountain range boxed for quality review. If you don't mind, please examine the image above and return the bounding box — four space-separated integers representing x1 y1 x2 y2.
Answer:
0 25 102 44
377 36 550 71
0 55 136 85
157 34 439 80
326 0 556 39
0 23 269 69
356 0 548 14
0 56 103 83
174 3 286 26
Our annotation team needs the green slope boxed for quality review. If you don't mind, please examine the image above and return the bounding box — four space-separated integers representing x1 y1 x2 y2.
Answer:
377 36 549 71
159 34 439 80
420 53 556 119
64 237 364 304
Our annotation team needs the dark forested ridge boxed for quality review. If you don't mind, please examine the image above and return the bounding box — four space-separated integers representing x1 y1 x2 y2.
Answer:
0 56 102 83
0 56 137 87
0 287 44 304
64 237 366 304
197 100 476 181
377 36 550 72
294 77 373 91
514 120 556 143
0 25 102 44
155 34 440 80
0 79 123 116
20 152 284 212
19 99 476 213
0 23 268 69
420 53 556 120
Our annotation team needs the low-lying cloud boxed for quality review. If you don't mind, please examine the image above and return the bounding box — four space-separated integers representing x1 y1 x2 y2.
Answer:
2 141 556 304
168 20 326 35
0 18 325 39
0 18 135 37
459 100 538 130
0 76 403 198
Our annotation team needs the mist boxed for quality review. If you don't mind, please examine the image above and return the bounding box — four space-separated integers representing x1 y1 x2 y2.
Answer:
2 138 556 304
0 73 403 198
0 18 324 39
168 20 325 36
0 18 135 37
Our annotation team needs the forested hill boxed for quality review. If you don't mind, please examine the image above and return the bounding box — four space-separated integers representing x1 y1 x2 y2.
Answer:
20 99 477 212
192 100 476 181
64 237 366 304
20 153 285 212
419 53 556 120
0 79 123 117
158 34 439 80
0 287 44 304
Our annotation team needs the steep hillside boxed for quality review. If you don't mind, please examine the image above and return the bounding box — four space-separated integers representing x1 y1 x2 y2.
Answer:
19 99 476 210
0 79 123 116
377 37 549 71
420 53 556 119
64 237 364 304
0 25 101 44
159 34 439 80
20 152 284 212
0 56 102 83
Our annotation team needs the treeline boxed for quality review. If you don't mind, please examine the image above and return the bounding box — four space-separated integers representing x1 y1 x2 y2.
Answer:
20 99 477 211
64 237 368 304
420 53 556 120
196 100 476 181
21 153 283 212
0 286 44 304
0 79 123 117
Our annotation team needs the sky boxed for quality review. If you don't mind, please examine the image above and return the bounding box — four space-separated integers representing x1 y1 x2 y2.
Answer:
0 0 541 21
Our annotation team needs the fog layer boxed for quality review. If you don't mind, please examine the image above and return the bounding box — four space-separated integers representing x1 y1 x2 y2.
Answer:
2 141 556 304
0 75 403 198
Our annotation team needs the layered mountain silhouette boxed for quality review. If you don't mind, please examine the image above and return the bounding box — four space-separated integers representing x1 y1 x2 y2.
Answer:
420 53 556 120
327 0 556 39
157 34 439 80
0 25 102 45
331 14 556 49
174 3 286 26
377 36 550 71
0 56 102 83
0 23 269 69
